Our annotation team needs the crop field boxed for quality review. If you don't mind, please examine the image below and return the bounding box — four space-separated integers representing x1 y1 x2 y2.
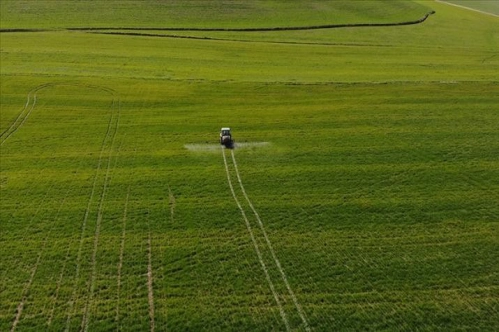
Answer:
438 1 499 16
1 1 498 331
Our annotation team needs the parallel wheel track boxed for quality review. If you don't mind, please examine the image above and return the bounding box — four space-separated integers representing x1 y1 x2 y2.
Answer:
222 147 311 331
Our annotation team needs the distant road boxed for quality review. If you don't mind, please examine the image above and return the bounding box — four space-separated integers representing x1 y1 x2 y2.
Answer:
436 0 499 17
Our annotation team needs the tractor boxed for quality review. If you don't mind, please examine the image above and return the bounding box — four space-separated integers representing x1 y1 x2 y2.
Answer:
220 127 234 148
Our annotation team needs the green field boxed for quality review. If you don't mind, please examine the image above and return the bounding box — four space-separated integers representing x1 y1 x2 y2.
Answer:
1 1 498 331
439 1 499 16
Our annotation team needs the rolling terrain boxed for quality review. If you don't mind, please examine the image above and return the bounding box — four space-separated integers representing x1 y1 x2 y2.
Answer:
1 1 498 331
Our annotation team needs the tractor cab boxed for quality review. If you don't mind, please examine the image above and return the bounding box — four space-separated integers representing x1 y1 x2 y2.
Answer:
220 127 233 148
220 128 231 137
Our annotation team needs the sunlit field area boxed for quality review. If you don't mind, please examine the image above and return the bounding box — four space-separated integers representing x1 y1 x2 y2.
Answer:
1 1 498 331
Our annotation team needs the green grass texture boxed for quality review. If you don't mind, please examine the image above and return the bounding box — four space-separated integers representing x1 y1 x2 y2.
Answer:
1 1 498 331
1 0 430 29
439 1 499 16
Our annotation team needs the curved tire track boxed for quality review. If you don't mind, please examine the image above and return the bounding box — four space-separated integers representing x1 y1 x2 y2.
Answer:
54 83 121 332
1 83 51 146
7 83 119 331
1 83 117 146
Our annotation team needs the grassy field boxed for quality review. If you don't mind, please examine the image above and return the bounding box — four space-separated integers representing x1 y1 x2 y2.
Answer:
439 1 499 16
0 0 430 29
1 1 498 331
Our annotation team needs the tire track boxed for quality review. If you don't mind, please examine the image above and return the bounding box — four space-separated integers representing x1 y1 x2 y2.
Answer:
4 83 111 330
46 170 89 327
81 95 121 332
10 191 70 332
81 9 433 45
222 147 291 331
8 172 58 331
115 105 141 329
230 150 311 331
147 230 155 332
1 12 435 35
1 83 50 145
1 83 117 146
116 184 131 326
168 185 176 223
65 142 102 331
62 84 120 332
47 240 72 327
10 242 44 332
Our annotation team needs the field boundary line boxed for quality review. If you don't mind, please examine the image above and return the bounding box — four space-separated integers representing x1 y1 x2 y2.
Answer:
230 150 311 331
435 0 499 18
222 147 290 331
1 12 435 35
